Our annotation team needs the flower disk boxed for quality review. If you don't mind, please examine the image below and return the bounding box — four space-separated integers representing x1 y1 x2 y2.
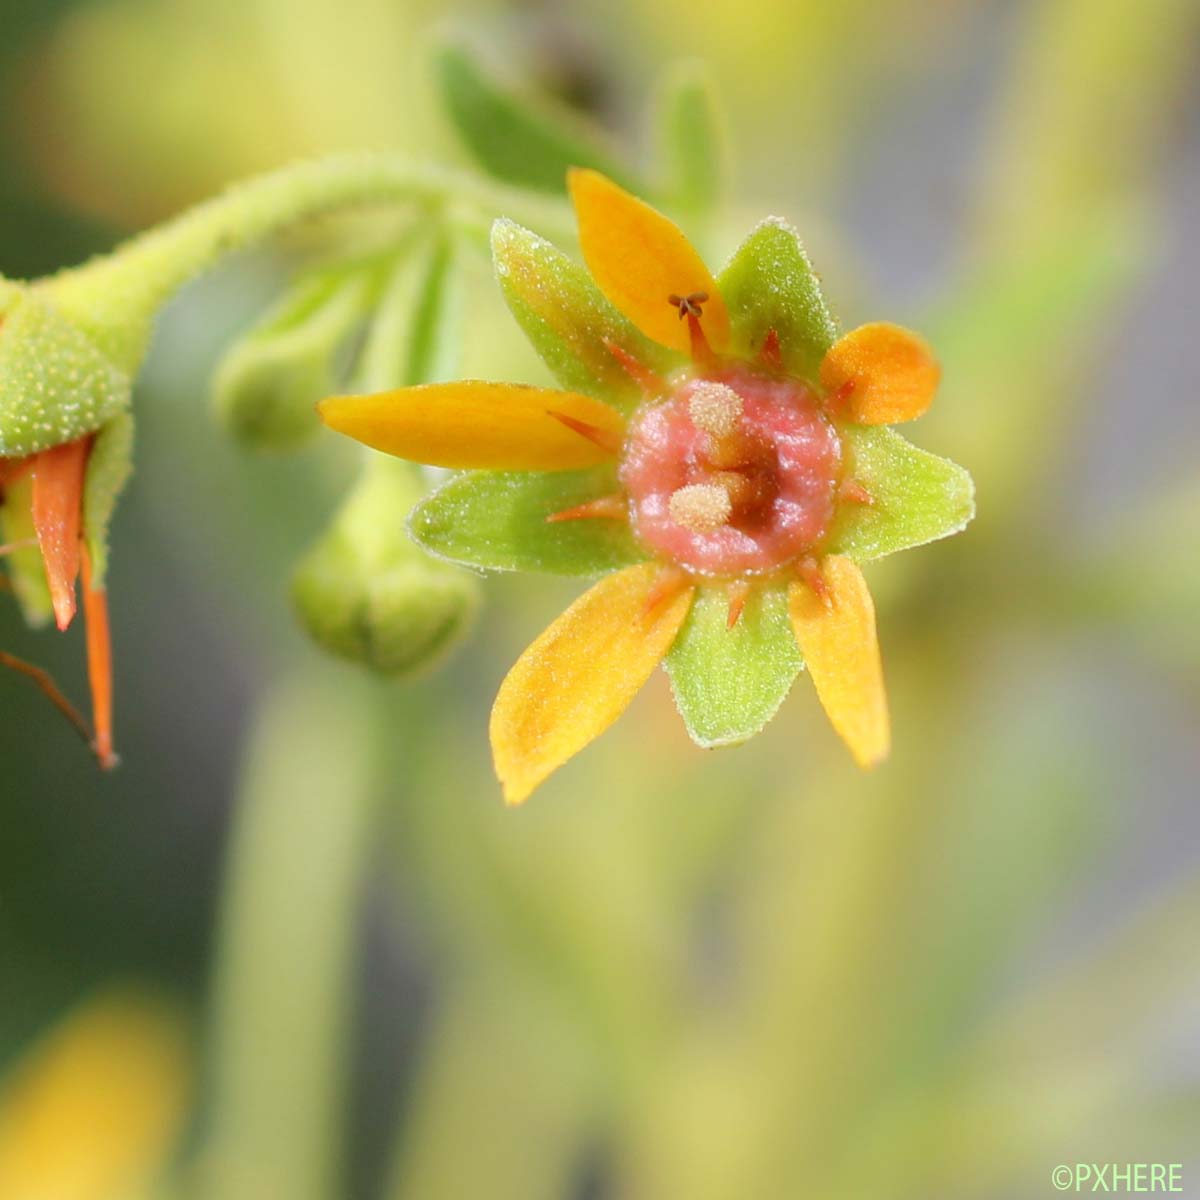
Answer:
621 367 842 576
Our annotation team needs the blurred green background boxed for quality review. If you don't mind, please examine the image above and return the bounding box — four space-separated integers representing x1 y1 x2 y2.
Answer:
1 0 1198 1197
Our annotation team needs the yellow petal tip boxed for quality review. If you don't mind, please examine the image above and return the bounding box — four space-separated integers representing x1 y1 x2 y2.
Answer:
569 169 727 354
821 322 939 425
789 557 891 771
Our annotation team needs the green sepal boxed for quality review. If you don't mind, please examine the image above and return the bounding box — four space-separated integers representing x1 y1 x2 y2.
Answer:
213 267 374 451
0 474 52 627
665 583 802 748
435 43 638 196
410 467 647 576
829 426 975 561
292 455 481 677
492 220 677 412
0 279 131 458
717 218 838 382
83 412 135 588
655 61 728 227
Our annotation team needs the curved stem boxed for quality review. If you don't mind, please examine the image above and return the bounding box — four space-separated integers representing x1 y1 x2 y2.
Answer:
39 153 573 372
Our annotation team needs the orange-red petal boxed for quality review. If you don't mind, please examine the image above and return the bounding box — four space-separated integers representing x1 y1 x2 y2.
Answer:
490 562 694 804
318 382 626 470
819 322 940 425
81 544 116 770
568 168 729 355
30 439 89 631
788 556 890 768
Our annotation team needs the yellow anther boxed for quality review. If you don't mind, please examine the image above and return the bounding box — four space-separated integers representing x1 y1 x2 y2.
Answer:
687 382 743 438
668 482 732 533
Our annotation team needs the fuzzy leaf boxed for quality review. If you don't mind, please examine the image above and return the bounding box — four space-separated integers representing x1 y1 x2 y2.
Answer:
492 220 676 411
656 61 728 223
410 468 646 576
830 426 975 561
665 584 802 748
436 44 636 195
717 218 838 382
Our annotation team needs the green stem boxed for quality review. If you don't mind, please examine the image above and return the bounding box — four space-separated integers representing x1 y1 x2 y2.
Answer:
38 152 573 372
201 666 381 1200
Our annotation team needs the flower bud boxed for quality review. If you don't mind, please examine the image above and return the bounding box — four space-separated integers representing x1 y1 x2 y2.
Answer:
0 278 132 459
292 455 480 676
213 270 373 452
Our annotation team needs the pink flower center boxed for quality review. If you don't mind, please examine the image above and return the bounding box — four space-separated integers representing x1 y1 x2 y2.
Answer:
620 367 842 576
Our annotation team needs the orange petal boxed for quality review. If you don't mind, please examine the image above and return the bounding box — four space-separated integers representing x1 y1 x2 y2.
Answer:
788 556 890 768
568 168 729 355
819 322 940 425
318 383 625 470
491 562 694 804
30 439 89 631
81 544 116 770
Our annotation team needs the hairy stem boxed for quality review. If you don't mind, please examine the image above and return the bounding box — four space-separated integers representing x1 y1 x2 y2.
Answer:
38 152 572 372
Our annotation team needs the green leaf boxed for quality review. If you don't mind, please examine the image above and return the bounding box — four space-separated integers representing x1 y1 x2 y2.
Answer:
435 43 637 196
717 218 839 382
83 411 135 588
410 468 647 576
830 426 975 561
655 61 728 225
665 584 802 748
492 220 677 412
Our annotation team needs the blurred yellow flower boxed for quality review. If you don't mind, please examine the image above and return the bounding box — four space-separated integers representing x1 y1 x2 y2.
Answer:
0 990 191 1200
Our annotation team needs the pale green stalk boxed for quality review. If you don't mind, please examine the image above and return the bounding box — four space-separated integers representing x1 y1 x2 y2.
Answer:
200 668 381 1200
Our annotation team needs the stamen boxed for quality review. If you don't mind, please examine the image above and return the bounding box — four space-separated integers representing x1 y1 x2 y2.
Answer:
0 650 93 749
602 339 666 397
667 291 709 321
840 479 874 505
797 555 832 608
546 495 627 523
760 328 783 369
81 546 116 770
686 312 714 367
669 483 732 534
688 382 743 438
643 566 690 617
826 378 857 414
546 410 623 457
726 580 751 630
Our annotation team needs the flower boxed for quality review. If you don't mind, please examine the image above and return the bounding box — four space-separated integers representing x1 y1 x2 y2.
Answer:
0 432 121 769
0 270 140 768
0 989 189 1199
319 170 974 803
